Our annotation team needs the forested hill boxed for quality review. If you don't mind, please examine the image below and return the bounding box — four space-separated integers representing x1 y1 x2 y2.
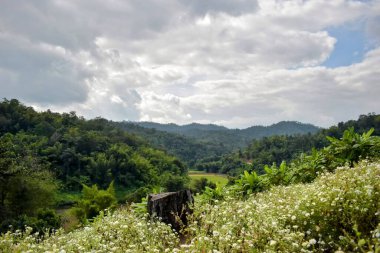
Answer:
209 113 380 176
135 122 228 133
131 121 320 141
239 121 319 138
0 98 189 229
118 121 319 168
115 123 227 168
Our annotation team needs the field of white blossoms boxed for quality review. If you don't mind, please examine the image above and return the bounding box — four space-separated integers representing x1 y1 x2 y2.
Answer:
1 161 379 253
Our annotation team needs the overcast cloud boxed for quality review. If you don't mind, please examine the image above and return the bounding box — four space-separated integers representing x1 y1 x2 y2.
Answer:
0 0 379 128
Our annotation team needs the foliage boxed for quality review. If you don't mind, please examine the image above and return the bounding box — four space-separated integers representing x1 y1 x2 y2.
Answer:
0 209 61 235
1 162 379 252
197 184 226 205
161 173 189 192
119 120 320 169
124 186 152 204
118 122 229 168
0 99 187 191
234 170 264 195
189 177 217 194
1 98 379 250
0 133 57 225
326 127 380 166
206 113 380 175
0 99 188 231
71 182 117 223
229 127 380 196
130 197 149 216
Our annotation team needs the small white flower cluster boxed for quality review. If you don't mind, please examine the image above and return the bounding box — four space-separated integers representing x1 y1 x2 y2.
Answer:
0 209 179 252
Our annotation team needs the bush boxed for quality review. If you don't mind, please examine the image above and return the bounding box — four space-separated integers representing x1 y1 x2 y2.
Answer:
124 186 151 203
71 182 116 223
233 128 380 196
162 174 188 192
0 209 61 235
190 177 217 194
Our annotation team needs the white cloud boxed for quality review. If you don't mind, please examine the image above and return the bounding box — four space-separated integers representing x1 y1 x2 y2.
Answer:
0 0 378 128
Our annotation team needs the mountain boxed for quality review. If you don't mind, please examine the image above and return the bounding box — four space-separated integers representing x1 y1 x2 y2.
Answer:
130 120 320 148
118 121 320 168
240 121 320 138
131 114 378 176
115 122 227 167
134 121 319 138
134 122 228 134
210 113 380 176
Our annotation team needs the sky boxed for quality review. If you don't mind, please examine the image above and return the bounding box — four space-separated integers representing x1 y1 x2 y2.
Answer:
0 0 379 128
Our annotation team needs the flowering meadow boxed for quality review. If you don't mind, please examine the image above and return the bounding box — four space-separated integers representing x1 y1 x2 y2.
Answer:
0 210 179 253
1 160 379 252
184 161 380 252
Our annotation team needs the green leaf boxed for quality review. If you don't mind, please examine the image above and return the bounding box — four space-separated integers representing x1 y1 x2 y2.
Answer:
358 239 366 247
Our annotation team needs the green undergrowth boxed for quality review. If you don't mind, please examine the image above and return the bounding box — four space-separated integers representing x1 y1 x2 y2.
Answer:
1 161 379 252
55 191 81 207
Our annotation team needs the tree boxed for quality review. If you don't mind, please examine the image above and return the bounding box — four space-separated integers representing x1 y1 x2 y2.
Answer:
0 133 57 221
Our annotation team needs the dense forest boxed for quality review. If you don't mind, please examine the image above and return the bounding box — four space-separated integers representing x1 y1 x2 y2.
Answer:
118 120 320 168
0 99 188 232
116 123 228 168
132 121 319 140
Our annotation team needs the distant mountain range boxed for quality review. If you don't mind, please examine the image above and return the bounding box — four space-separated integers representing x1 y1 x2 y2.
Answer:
132 121 320 143
134 122 229 133
118 121 320 167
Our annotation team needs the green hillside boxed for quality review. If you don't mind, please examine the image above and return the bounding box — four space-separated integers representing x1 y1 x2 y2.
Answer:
0 99 188 232
131 120 320 148
196 113 380 176
118 120 320 169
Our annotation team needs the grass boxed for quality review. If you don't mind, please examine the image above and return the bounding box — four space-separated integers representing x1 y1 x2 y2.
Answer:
188 171 229 186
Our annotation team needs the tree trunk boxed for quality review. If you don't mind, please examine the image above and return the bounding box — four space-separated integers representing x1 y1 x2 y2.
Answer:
147 190 193 231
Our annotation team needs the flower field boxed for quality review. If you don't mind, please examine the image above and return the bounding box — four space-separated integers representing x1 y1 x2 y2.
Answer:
185 161 380 252
1 161 379 252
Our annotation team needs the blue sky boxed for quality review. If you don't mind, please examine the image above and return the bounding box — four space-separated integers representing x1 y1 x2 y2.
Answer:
324 22 370 68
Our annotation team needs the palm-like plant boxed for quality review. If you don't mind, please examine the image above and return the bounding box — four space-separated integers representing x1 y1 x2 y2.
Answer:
326 127 380 166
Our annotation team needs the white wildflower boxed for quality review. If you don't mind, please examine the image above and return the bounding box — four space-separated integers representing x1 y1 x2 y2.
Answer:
269 240 277 246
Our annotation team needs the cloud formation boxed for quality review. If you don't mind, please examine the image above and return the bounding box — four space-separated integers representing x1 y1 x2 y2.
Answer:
0 0 379 127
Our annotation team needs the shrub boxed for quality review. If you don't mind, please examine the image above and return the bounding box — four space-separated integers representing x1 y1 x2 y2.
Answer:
190 177 217 194
71 182 116 223
0 209 61 235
